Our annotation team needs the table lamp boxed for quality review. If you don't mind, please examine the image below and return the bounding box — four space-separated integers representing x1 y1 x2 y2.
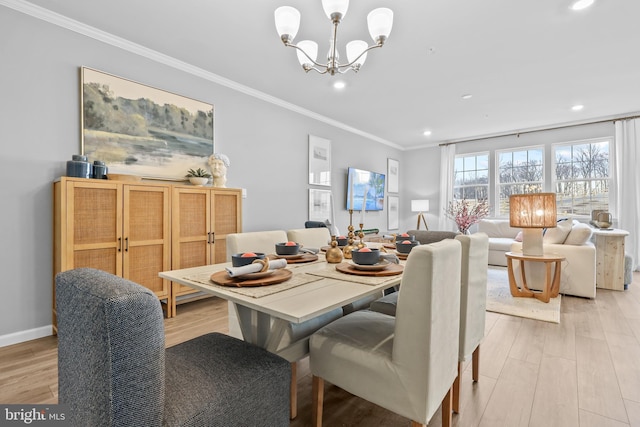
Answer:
411 199 429 230
509 193 557 256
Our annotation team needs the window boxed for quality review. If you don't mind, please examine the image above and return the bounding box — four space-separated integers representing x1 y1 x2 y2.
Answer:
496 147 544 216
453 153 489 202
553 138 610 216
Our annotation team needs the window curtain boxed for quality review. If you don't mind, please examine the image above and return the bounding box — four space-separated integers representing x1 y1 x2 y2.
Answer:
438 144 456 231
614 118 639 270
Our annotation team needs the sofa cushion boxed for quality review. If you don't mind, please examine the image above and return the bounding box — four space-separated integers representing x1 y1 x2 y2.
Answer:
490 237 518 252
543 219 572 244
478 219 520 238
564 222 593 245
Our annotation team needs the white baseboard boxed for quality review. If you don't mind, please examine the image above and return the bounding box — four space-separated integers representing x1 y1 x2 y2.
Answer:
0 325 53 348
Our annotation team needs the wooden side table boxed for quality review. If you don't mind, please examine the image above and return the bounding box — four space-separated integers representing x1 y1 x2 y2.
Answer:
592 228 629 291
505 252 565 303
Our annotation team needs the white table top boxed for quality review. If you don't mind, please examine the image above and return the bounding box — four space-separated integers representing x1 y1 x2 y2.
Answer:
159 254 403 324
591 228 629 237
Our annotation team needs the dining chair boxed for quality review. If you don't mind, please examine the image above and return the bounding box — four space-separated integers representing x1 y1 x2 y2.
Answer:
56 268 290 427
309 239 462 427
226 230 343 419
286 227 331 250
368 232 489 414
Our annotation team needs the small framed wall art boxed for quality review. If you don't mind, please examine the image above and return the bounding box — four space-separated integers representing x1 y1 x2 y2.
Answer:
309 189 332 222
387 158 399 193
387 195 399 230
309 135 331 186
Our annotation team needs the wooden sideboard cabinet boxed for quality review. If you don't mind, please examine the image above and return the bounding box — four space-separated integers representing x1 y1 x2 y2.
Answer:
170 186 242 316
53 177 171 329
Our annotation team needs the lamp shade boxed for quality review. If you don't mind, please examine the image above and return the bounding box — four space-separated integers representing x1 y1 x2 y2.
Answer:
346 40 368 65
509 193 557 228
367 8 393 43
411 199 430 213
274 6 301 40
321 0 349 19
296 40 318 66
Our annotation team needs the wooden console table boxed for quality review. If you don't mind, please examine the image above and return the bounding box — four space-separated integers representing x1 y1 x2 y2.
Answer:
592 228 629 291
505 252 565 303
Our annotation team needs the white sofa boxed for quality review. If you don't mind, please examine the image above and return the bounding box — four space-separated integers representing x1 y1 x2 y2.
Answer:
477 219 521 267
477 218 596 299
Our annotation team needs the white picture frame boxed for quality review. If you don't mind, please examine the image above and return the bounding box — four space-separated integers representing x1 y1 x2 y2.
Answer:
309 189 332 222
387 158 399 193
388 195 399 230
309 135 331 186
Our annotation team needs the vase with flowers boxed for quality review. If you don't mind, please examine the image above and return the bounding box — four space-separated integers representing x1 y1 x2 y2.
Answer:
445 198 490 234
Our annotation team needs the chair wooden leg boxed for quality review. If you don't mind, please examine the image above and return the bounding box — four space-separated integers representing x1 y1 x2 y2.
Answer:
312 375 324 427
452 361 462 413
441 386 453 427
472 346 480 382
290 362 297 419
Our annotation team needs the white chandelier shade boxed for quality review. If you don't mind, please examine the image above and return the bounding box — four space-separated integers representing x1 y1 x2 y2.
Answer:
274 3 392 75
321 0 349 20
346 40 368 66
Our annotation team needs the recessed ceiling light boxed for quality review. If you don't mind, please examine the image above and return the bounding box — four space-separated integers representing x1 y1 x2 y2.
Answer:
570 0 595 11
423 130 432 136
333 81 346 90
461 94 473 100
571 104 584 111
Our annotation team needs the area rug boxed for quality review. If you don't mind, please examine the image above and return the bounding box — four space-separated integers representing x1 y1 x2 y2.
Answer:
486 266 561 323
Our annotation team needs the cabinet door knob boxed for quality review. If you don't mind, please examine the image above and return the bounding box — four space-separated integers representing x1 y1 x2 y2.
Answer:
118 237 122 252
125 237 129 252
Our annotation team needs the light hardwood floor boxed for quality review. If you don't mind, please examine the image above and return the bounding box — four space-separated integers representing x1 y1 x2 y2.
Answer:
1 273 640 426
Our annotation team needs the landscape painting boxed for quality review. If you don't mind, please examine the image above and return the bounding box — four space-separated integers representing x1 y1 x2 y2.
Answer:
81 67 214 180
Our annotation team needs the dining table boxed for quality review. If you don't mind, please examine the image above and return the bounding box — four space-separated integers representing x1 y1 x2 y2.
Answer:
159 251 404 362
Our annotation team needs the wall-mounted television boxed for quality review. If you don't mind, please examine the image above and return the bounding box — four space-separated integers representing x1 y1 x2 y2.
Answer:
346 167 385 211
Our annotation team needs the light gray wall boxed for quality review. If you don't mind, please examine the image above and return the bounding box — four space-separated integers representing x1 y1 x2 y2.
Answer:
0 7 411 341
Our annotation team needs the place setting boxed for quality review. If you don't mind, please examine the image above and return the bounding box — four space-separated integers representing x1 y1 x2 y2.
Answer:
336 247 404 277
268 241 319 263
209 253 291 287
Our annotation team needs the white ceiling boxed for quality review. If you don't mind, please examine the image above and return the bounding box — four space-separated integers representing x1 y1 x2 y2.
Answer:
21 0 640 150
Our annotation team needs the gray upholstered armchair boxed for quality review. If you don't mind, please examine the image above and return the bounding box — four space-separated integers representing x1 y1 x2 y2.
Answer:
56 268 290 427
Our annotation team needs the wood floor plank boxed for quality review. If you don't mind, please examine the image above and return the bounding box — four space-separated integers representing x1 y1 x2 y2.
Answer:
529 356 579 427
478 357 538 427
605 330 640 402
478 315 522 380
509 317 546 365
579 409 631 427
623 399 640 427
576 334 629 423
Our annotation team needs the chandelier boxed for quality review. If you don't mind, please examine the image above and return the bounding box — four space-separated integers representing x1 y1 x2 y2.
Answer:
274 1 393 75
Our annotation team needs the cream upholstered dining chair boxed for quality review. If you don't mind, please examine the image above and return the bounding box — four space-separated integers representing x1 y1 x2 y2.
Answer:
368 232 489 414
309 239 462 427
286 227 331 250
226 230 343 419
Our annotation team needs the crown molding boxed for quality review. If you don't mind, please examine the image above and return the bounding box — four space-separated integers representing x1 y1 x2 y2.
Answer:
0 0 402 150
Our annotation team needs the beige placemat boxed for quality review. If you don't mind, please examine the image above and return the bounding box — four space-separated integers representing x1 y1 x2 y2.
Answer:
306 266 401 286
184 271 323 298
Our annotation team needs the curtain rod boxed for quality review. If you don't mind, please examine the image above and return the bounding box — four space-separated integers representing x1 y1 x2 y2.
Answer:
439 114 640 147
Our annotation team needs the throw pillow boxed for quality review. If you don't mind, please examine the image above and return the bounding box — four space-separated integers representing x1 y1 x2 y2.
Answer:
564 222 593 245
543 219 572 244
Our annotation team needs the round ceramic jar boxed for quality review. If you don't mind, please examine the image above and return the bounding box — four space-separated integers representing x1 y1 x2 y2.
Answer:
66 155 92 178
